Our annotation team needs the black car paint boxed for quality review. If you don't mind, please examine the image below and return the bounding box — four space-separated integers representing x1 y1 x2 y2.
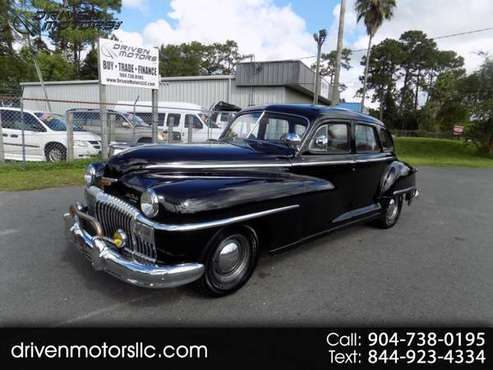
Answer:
92 105 416 265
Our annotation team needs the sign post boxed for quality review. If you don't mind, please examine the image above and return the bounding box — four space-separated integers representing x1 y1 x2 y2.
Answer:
151 88 158 143
98 37 160 156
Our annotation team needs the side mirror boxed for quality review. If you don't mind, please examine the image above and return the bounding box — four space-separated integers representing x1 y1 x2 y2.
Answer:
315 135 328 147
284 132 302 149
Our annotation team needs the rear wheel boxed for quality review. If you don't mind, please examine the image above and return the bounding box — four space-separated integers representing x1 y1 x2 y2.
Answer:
45 143 66 162
197 228 258 297
373 195 403 229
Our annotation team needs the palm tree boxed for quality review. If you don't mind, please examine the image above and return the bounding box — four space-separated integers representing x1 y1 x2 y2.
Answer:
355 0 396 112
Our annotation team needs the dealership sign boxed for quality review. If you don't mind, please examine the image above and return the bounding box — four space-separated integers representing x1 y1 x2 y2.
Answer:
98 38 159 89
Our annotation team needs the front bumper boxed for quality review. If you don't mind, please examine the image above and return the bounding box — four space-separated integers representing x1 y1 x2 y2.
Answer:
64 205 204 289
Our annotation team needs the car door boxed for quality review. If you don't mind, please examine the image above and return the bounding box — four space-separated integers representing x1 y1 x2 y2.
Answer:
352 122 394 210
165 113 181 142
22 112 47 159
184 114 205 142
0 109 22 159
292 120 356 235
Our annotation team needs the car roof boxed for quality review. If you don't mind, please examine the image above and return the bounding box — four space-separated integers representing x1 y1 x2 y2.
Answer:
240 104 385 127
0 107 38 114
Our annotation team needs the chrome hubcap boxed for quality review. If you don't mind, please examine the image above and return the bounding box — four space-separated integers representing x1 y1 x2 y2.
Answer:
386 198 399 224
216 241 241 274
211 234 251 288
49 149 62 161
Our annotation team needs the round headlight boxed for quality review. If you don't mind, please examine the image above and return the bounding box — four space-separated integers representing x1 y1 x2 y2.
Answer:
140 189 159 218
84 165 97 187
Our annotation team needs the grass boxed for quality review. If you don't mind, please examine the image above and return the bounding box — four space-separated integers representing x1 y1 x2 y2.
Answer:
0 137 492 191
0 159 92 191
395 137 493 168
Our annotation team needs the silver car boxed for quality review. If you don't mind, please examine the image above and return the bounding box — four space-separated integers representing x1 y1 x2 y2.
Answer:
68 109 181 144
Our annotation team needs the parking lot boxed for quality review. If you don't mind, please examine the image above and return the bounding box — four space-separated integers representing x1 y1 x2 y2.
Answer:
0 167 492 327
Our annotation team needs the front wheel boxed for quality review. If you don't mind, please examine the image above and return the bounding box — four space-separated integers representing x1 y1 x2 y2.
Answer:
197 228 258 297
373 195 403 229
45 143 66 162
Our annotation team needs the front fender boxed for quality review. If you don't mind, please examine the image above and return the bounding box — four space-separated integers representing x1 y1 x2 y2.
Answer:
147 171 334 215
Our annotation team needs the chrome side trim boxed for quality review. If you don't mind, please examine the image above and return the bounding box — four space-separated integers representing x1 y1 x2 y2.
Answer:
146 204 300 232
355 156 394 163
393 186 416 195
143 156 394 170
145 162 291 169
331 203 382 224
292 160 355 166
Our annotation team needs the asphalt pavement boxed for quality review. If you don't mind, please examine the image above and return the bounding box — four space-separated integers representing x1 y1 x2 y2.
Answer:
0 167 492 326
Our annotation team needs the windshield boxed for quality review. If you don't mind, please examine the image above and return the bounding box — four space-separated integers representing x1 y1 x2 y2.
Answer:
122 112 148 127
221 112 308 144
35 113 84 131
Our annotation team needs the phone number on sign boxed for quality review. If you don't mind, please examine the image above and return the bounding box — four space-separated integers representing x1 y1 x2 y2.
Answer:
368 331 486 347
367 349 486 365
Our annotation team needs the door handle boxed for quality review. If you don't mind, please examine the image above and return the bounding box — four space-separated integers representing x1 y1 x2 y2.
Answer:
10 134 18 138
2 133 7 137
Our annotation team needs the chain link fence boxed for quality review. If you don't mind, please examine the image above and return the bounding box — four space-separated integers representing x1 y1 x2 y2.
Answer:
0 94 239 164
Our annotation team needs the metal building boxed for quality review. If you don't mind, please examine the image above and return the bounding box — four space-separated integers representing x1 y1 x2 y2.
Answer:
21 60 332 113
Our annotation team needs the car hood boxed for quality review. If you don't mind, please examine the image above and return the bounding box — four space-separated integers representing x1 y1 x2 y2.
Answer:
104 142 294 177
73 131 101 141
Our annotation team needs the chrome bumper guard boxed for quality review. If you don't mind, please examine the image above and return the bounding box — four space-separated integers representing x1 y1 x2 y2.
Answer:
64 205 204 289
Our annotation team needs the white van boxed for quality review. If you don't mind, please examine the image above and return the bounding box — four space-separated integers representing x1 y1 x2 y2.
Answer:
0 107 101 161
115 101 222 143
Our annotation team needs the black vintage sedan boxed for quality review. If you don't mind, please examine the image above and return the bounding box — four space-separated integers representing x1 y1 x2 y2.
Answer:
64 104 418 296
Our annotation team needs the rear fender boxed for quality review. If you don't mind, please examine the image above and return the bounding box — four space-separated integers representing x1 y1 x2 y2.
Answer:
378 161 417 203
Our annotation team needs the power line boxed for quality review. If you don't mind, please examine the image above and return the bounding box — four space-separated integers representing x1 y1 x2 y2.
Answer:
298 26 493 59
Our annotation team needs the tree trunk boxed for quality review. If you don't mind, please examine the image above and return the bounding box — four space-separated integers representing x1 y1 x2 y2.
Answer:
414 70 420 110
361 34 373 113
400 70 411 116
379 91 384 121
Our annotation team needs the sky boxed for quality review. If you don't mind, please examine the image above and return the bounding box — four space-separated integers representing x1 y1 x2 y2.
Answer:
116 0 493 104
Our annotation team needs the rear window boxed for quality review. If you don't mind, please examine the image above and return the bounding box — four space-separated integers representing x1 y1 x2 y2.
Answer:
378 128 394 151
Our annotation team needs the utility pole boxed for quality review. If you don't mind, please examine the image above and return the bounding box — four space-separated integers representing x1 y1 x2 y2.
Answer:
27 35 52 112
332 0 346 106
313 29 327 105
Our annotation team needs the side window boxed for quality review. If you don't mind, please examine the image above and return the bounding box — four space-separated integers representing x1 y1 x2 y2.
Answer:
355 124 380 153
210 112 219 123
309 123 350 153
265 118 289 140
220 113 231 123
135 112 152 125
23 113 45 132
114 114 131 128
71 112 84 125
185 114 203 129
0 110 22 129
81 112 100 127
167 113 181 128
378 128 394 152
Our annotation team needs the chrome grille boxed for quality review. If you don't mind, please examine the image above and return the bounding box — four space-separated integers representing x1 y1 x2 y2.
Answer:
93 191 157 264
